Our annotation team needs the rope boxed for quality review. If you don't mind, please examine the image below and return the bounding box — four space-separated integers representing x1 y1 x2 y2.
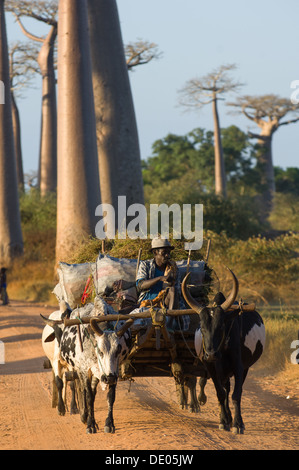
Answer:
178 316 198 360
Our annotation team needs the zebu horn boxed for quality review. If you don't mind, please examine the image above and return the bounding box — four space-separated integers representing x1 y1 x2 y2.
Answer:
40 314 63 326
116 319 134 338
220 267 239 312
181 267 239 314
90 318 104 337
181 273 203 315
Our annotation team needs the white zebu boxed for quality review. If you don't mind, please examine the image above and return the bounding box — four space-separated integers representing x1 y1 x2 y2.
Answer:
41 297 132 434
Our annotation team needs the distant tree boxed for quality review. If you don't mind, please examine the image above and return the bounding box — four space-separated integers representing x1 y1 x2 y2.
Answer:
274 166 299 196
0 0 23 264
56 0 100 262
143 126 256 196
228 94 299 219
87 0 144 228
178 64 243 198
125 40 161 70
6 0 58 196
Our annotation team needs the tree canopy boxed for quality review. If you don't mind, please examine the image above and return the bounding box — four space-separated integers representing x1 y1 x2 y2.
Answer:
143 125 257 199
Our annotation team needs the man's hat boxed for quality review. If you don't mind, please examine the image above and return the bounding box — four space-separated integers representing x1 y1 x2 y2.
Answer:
150 237 174 252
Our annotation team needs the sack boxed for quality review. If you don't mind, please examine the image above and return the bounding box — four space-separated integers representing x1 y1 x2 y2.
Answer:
176 260 206 284
176 260 207 299
57 262 95 309
93 255 137 296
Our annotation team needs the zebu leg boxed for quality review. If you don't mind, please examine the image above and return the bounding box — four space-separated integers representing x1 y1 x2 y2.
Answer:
187 376 200 413
51 360 65 416
207 364 230 431
223 378 232 426
79 377 97 434
198 376 207 405
104 384 116 433
54 375 65 416
171 362 187 410
51 370 58 409
70 380 79 415
63 373 68 412
231 367 247 434
175 381 188 410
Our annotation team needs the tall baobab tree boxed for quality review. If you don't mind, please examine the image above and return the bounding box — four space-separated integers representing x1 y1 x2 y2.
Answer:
228 94 299 219
56 0 101 262
179 64 243 198
6 0 58 196
0 0 23 264
9 41 40 190
87 0 144 227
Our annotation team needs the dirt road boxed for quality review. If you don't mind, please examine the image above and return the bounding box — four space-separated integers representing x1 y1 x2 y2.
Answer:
0 301 298 451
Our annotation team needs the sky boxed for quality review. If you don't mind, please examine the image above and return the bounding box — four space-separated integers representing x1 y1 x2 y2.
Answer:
5 0 299 175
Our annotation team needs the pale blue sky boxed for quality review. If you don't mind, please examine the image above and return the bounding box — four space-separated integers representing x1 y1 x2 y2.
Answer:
5 0 299 175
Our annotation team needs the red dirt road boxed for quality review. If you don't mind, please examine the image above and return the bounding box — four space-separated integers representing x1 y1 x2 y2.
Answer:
0 301 299 450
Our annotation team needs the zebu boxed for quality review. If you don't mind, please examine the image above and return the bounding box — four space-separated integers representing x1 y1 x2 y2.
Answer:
41 297 132 433
181 268 265 434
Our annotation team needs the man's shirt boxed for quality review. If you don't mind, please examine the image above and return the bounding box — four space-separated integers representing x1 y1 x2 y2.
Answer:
136 258 190 330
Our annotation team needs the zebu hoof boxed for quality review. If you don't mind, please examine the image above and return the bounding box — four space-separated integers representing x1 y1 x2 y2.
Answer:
86 425 97 434
232 426 245 435
189 405 200 413
198 395 207 406
104 425 115 433
219 423 230 431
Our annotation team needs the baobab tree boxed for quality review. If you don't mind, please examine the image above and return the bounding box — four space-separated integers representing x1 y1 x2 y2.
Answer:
87 0 144 228
6 0 58 196
125 40 161 70
56 0 101 262
179 64 243 198
9 41 40 190
0 0 23 264
228 94 299 219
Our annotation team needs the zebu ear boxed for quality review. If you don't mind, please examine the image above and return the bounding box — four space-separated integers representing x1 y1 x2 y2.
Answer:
90 318 104 337
116 319 134 337
44 331 56 343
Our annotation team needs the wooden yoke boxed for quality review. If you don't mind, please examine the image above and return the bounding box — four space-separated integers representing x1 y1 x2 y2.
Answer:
62 303 256 327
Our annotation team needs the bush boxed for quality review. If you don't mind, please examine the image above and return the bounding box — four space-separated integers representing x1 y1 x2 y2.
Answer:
19 189 57 232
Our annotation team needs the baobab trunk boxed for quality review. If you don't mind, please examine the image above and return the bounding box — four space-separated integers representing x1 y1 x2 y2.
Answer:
38 25 57 196
87 0 144 225
56 0 101 262
255 131 275 222
11 91 24 190
212 97 227 198
0 0 23 264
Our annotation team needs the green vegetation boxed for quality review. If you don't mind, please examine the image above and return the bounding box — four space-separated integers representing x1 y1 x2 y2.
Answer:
8 190 57 303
